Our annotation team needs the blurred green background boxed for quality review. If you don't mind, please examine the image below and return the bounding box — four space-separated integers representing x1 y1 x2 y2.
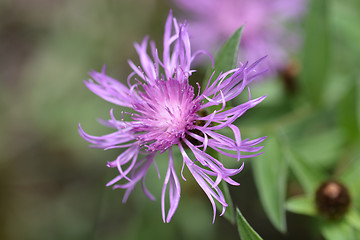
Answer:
1 0 359 239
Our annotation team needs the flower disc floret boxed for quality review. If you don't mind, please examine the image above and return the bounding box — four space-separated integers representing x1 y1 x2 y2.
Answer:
132 78 201 152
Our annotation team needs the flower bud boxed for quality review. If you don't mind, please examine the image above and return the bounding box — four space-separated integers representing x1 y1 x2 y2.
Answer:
315 180 351 219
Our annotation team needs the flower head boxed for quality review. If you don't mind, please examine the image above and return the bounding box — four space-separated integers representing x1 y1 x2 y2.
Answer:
79 10 266 223
174 0 306 70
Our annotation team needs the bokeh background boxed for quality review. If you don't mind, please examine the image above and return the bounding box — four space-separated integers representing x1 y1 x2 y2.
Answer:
1 0 359 239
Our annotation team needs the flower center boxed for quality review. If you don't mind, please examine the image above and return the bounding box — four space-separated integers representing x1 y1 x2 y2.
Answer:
133 79 201 151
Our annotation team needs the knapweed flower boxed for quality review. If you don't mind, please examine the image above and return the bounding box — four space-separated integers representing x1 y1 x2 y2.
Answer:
79 11 266 223
174 0 306 71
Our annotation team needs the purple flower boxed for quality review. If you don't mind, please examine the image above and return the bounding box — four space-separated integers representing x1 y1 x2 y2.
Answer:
174 0 306 70
79 11 266 223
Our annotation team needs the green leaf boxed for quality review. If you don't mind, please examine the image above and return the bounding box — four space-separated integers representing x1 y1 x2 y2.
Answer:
331 0 360 55
340 149 360 199
236 208 263 240
218 182 235 224
300 0 330 105
252 136 287 232
358 81 360 134
286 196 317 216
285 147 326 195
203 26 243 87
346 209 360 231
320 219 355 240
338 80 360 141
292 129 344 170
208 146 236 224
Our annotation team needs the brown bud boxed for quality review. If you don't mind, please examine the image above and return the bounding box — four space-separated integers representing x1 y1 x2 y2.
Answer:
315 180 351 219
278 60 300 95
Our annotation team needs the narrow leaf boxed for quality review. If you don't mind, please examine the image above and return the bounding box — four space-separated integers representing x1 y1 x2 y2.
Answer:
293 129 344 169
286 196 317 216
219 182 235 224
285 147 326 195
252 136 287 232
236 208 263 240
203 26 243 87
300 0 330 105
338 80 360 141
208 148 235 224
320 219 355 240
331 0 360 54
346 210 360 231
339 149 360 198
357 80 360 135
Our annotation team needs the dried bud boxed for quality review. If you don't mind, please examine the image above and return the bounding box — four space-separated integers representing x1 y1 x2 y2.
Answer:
278 60 300 95
315 180 351 219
